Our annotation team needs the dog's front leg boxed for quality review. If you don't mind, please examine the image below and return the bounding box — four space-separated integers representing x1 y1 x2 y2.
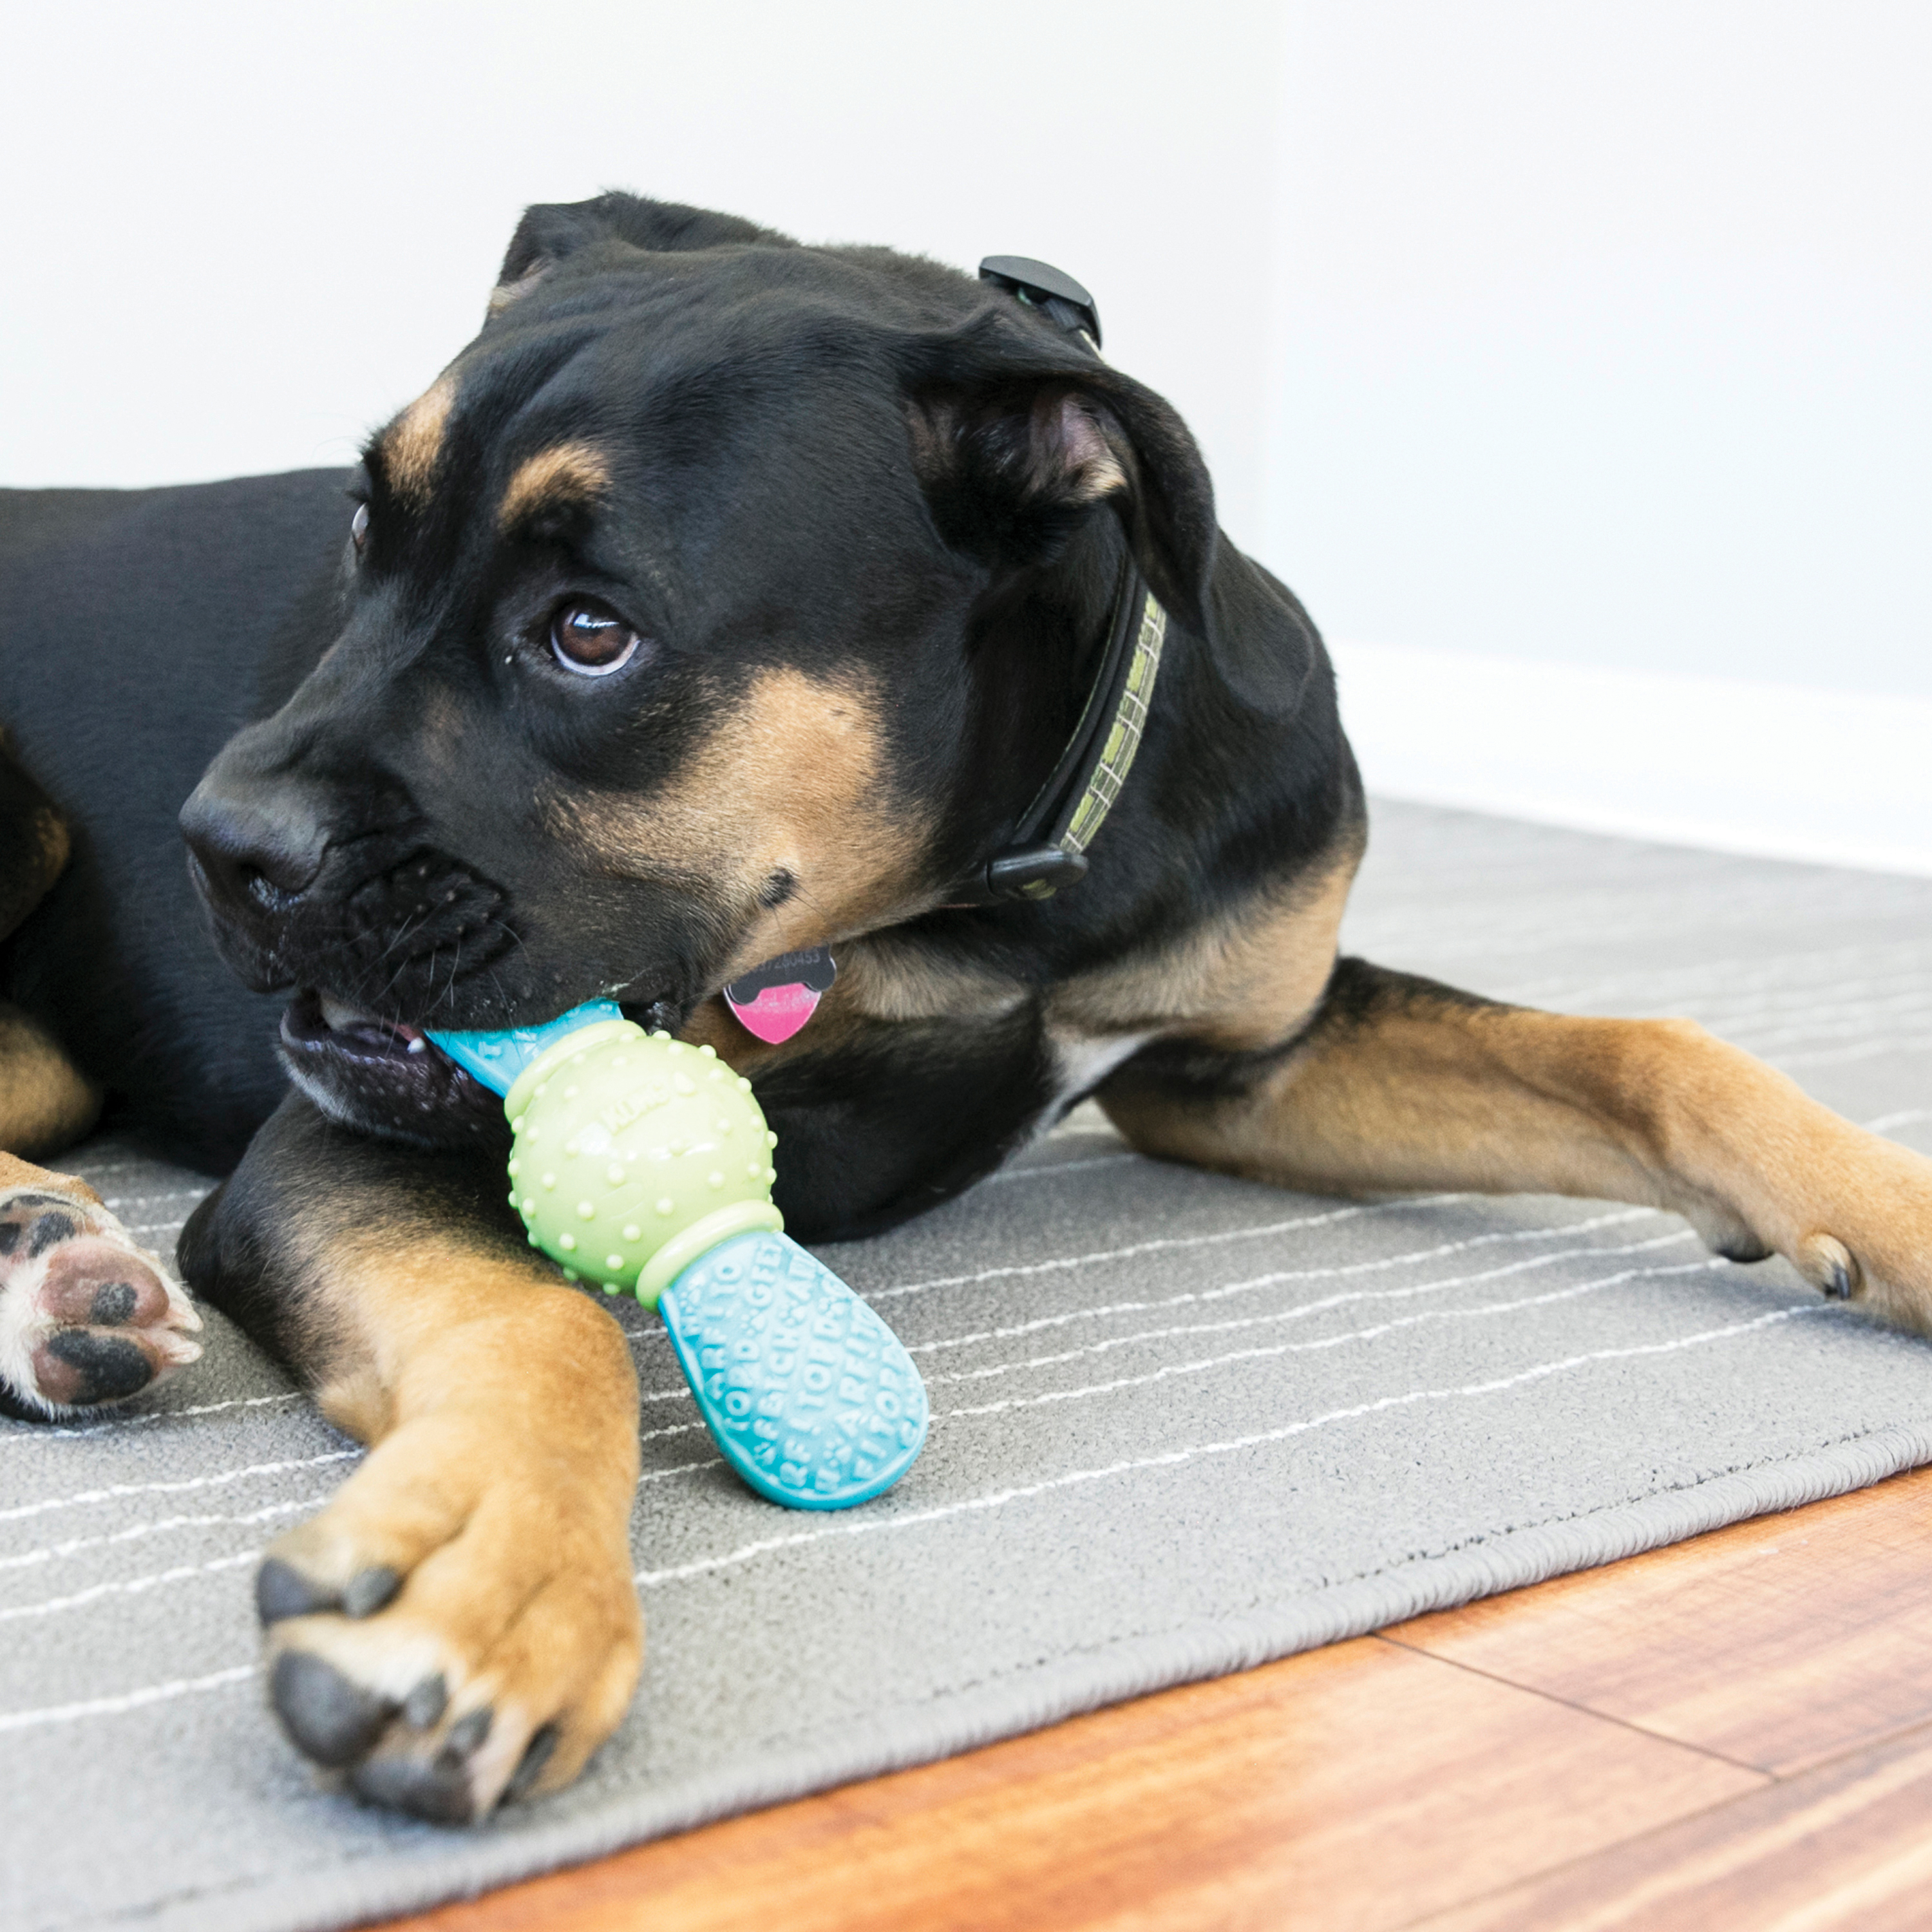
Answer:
1101 957 1932 1332
178 1094 642 1821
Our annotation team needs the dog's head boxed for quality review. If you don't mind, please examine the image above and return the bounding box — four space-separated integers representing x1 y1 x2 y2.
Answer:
180 193 1218 1142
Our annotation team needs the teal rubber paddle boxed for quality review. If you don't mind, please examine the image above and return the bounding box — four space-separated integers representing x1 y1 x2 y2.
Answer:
427 1003 927 1510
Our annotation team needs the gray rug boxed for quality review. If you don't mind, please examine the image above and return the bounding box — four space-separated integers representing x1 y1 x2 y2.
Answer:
5 800 1931 1932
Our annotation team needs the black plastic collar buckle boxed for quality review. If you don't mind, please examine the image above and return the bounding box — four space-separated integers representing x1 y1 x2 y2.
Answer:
978 256 1102 350
983 844 1090 903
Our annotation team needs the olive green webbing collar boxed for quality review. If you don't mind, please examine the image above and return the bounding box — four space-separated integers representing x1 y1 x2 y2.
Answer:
1057 585 1167 865
952 561 1169 906
949 254 1171 907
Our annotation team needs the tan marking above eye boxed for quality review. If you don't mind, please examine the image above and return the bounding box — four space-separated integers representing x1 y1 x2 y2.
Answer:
498 444 612 533
381 373 458 506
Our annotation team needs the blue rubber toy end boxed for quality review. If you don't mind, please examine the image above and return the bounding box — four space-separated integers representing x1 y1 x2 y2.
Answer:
424 999 625 1098
659 1231 928 1509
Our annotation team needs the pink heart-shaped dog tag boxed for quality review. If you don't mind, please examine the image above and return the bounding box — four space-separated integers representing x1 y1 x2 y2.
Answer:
723 947 837 1045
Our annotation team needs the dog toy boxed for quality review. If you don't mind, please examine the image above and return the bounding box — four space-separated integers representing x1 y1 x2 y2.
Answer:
426 1002 927 1510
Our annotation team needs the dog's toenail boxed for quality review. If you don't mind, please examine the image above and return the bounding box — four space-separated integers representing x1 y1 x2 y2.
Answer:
28 1212 79 1258
343 1565 402 1619
89 1281 138 1325
506 1723 559 1801
256 1558 338 1625
1806 1235 1859 1299
403 1674 448 1730
45 1331 151 1401
438 1707 493 1767
270 1652 397 1767
350 1755 476 1825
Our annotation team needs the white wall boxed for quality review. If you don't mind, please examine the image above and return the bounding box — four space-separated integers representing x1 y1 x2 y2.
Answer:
0 0 1280 547
1331 640 1932 877
1268 1 1932 701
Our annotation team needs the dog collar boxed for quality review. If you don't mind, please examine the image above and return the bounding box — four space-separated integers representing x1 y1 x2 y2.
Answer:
714 566 1171 1023
958 564 1167 905
951 258 1170 906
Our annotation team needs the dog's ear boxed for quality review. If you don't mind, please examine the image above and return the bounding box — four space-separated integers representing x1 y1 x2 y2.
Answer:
900 321 1217 638
489 191 796 314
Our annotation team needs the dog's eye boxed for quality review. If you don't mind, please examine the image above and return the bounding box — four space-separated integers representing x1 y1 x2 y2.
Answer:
549 599 642 677
350 503 370 553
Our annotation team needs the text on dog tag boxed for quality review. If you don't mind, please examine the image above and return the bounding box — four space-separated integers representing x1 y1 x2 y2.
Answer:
723 947 837 1045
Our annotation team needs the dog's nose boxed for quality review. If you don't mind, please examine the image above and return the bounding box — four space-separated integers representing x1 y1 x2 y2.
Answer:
180 775 332 909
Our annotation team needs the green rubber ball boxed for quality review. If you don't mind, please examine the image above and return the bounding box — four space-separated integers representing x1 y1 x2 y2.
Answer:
502 1019 782 1305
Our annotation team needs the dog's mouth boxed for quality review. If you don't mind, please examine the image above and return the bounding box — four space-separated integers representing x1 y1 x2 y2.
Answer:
289 992 434 1061
278 990 504 1145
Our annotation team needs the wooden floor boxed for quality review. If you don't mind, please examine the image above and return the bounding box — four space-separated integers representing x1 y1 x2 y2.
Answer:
385 1464 1932 1932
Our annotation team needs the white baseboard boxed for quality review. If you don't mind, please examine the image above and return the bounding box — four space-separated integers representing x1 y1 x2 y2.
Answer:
1327 642 1932 878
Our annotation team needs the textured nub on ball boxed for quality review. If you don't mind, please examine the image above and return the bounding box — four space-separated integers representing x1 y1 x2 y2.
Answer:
504 1018 782 1306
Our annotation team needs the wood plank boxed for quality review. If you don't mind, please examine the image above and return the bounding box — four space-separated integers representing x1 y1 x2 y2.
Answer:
1387 1464 1932 1776
388 1639 1757 1932
1413 1719 1932 1932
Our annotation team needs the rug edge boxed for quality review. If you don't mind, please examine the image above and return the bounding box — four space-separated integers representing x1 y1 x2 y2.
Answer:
117 1421 1932 1932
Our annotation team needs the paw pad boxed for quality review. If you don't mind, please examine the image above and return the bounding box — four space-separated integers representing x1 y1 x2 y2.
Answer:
269 1652 396 1768
0 1181 201 1417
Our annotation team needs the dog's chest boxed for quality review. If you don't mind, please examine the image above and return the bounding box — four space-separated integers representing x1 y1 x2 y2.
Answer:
834 930 1165 1115
1043 1027 1155 1116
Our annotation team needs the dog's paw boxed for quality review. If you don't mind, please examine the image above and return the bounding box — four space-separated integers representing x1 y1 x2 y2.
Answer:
1797 1134 1932 1334
1743 1120 1932 1334
254 1414 642 1823
0 1170 202 1418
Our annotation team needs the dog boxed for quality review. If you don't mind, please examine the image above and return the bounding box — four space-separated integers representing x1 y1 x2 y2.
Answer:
3 193 1929 1823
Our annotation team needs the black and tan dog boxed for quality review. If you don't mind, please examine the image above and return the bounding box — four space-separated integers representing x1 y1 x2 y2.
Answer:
3 194 1929 1821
